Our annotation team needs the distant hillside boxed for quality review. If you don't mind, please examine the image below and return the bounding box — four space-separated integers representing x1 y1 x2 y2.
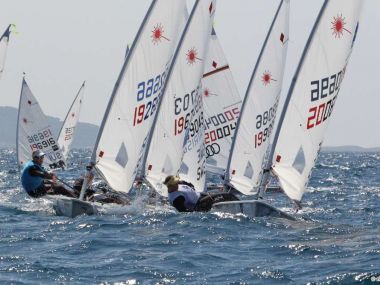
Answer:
1 106 379 152
322 145 380 152
0 106 98 148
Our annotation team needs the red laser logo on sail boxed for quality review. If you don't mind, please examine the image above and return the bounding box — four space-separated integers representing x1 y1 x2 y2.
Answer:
331 14 351 38
203 88 217 97
262 71 276 86
186 47 202 65
151 23 169 44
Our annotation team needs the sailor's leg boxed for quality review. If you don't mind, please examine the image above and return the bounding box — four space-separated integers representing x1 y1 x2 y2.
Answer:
195 192 240 212
27 183 48 198
51 184 77 198
195 194 214 212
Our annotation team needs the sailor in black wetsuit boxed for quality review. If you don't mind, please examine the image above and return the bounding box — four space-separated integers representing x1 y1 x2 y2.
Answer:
72 177 131 205
21 150 76 198
163 175 239 212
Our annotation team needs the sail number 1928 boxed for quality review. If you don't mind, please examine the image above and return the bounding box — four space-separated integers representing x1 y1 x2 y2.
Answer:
133 66 169 126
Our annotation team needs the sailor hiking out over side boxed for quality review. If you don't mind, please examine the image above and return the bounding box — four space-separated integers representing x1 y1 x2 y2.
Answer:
72 176 131 205
164 175 239 212
21 150 76 198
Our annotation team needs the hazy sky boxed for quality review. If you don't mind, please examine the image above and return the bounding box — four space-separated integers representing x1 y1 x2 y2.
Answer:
0 0 378 147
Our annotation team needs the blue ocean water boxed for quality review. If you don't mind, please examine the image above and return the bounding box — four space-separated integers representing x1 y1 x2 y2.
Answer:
0 148 379 285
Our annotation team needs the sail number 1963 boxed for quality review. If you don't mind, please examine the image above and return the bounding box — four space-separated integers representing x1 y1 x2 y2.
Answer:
307 68 345 130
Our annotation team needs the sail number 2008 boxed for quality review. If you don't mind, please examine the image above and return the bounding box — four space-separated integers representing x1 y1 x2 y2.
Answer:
307 69 345 130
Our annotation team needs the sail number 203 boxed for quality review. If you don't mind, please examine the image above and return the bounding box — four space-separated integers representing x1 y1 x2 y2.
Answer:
307 69 345 130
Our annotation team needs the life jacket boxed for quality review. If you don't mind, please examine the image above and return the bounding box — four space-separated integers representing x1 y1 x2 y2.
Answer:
168 184 200 210
21 160 44 193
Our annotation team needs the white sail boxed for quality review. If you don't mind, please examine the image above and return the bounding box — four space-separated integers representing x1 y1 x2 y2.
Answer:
179 112 206 192
92 0 186 193
16 78 65 170
226 0 290 195
268 0 363 202
57 81 85 162
202 28 242 175
144 0 216 195
0 25 12 79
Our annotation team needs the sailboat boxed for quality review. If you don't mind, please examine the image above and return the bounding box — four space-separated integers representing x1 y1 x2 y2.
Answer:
225 0 289 195
213 0 363 218
142 0 216 196
16 77 65 171
201 28 242 176
0 24 13 79
54 0 187 217
57 81 85 163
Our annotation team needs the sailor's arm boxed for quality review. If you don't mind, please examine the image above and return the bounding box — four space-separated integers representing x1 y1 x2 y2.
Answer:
179 180 195 188
29 166 54 179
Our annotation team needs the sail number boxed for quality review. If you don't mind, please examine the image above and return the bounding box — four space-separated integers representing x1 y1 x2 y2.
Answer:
28 129 60 152
27 129 53 143
174 86 203 136
205 123 236 144
255 104 277 130
204 106 239 145
310 70 344 102
253 102 278 148
307 96 337 129
204 107 240 130
63 127 75 141
137 71 167 102
29 138 58 151
133 69 168 126
254 122 274 148
197 144 206 181
174 88 200 115
175 112 204 137
307 69 345 130
133 97 159 126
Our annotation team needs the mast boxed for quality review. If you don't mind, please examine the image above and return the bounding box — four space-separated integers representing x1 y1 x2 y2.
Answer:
57 81 85 142
90 0 157 165
124 45 130 58
258 0 330 198
140 0 201 178
16 75 26 172
57 81 85 161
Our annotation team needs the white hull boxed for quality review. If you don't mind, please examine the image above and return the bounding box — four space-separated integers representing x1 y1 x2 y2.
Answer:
53 197 97 218
211 200 295 220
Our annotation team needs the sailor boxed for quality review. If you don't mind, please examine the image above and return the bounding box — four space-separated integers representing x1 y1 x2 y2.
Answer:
72 176 131 205
163 175 239 212
21 150 76 198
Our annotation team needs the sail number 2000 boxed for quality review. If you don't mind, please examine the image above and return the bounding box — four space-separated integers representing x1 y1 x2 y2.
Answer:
306 69 344 130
